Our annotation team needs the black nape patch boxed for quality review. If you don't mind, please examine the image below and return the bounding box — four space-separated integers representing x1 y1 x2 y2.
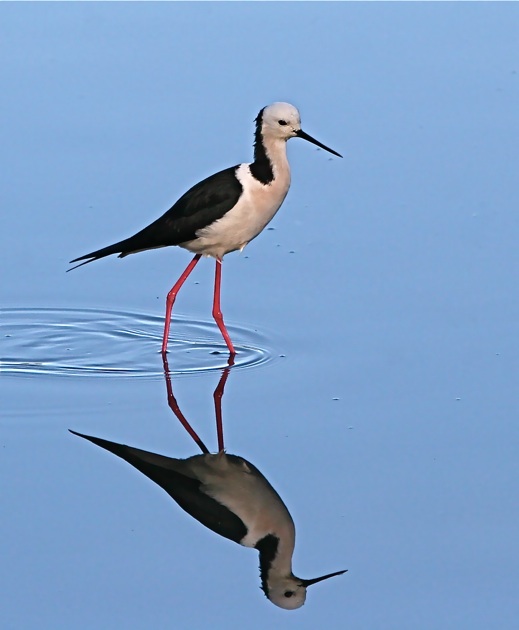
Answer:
255 533 279 596
250 108 274 185
249 159 274 185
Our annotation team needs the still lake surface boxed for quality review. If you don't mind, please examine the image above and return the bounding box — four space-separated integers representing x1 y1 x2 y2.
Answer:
2 4 518 629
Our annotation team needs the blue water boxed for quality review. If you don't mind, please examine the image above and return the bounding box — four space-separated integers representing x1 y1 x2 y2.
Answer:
1 308 275 378
2 4 519 629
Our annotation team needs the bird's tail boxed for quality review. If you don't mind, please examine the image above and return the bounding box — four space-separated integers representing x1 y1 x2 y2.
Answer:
68 430 173 470
68 238 133 271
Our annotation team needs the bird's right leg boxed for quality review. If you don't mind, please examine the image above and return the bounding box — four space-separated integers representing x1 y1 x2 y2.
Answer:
162 254 202 354
213 359 234 452
212 259 236 356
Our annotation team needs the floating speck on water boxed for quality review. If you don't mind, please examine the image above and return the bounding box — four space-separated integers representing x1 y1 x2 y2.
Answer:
267 227 275 231
289 250 295 254
332 397 340 401
456 397 461 401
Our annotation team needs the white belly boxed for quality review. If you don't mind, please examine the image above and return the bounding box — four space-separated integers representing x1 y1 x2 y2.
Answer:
182 163 291 260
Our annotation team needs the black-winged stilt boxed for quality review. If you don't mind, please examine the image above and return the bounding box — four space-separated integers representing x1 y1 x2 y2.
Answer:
70 431 346 609
69 102 342 355
69 356 346 609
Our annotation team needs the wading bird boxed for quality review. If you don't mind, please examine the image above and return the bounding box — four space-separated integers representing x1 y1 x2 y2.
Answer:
69 356 346 608
70 429 346 609
69 102 341 355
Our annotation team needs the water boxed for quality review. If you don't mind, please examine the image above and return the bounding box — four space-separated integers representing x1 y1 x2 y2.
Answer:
2 4 519 629
1 308 275 378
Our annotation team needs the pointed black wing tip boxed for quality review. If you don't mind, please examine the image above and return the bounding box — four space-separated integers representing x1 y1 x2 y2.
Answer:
69 253 88 264
68 430 122 454
69 429 101 445
67 257 94 272
69 429 88 439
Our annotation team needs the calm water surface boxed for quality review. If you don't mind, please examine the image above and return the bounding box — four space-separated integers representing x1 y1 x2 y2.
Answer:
2 4 519 629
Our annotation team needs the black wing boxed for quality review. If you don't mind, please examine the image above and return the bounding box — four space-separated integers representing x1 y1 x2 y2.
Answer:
70 430 247 544
69 166 243 269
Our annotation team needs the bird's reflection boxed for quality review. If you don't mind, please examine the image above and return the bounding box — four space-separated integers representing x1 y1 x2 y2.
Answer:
71 355 346 609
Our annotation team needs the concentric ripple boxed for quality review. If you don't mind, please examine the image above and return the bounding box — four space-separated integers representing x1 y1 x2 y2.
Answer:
0 308 276 379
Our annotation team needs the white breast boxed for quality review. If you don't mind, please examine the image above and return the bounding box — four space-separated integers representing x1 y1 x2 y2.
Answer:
183 162 291 260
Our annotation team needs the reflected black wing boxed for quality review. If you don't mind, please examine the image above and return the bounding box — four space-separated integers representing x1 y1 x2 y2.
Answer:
69 166 243 269
70 430 247 544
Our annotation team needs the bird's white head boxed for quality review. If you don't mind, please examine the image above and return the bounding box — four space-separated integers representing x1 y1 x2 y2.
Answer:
258 102 342 158
260 102 302 141
266 575 308 610
266 568 347 610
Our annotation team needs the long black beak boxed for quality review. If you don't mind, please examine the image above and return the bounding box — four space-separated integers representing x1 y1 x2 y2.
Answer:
300 569 347 587
296 129 342 158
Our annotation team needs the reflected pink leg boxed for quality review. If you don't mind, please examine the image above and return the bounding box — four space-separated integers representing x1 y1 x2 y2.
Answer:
212 259 236 356
162 254 202 354
162 354 209 454
213 364 233 452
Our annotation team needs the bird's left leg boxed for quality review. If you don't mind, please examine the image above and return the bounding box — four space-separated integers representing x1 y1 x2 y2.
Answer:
212 259 236 356
162 253 201 354
162 353 209 454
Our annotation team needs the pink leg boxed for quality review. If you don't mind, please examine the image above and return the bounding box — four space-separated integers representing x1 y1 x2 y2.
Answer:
212 259 236 356
162 354 209 454
162 254 202 354
213 362 233 452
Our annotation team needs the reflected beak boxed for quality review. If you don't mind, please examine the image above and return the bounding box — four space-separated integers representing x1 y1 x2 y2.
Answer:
295 129 342 158
300 569 347 587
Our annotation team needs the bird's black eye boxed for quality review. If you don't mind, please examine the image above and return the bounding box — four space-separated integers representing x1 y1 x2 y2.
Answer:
284 591 294 598
278 120 288 126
